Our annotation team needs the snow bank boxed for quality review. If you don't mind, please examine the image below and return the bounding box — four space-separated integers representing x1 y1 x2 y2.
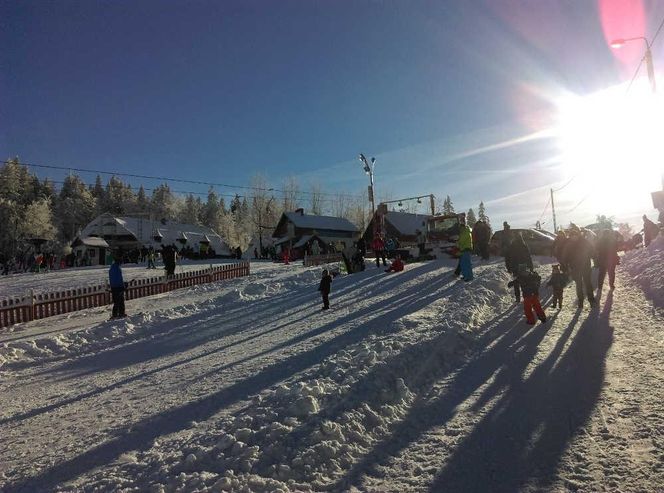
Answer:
621 234 664 309
65 260 517 492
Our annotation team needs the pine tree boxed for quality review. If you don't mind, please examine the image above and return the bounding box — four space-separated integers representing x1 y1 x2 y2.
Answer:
467 208 477 225
151 183 177 220
442 195 455 215
55 174 96 242
21 198 57 240
135 185 149 213
478 201 489 225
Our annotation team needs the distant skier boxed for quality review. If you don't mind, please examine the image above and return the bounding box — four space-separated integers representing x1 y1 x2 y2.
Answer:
109 255 127 319
546 264 567 309
515 266 546 324
318 268 332 310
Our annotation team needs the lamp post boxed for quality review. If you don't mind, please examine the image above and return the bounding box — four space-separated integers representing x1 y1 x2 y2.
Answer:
611 36 657 93
358 152 376 220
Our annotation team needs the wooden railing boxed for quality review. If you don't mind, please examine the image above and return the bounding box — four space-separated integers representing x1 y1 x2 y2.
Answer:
0 261 250 329
303 253 343 267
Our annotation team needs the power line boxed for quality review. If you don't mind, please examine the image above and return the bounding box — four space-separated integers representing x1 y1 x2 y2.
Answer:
625 14 664 94
18 160 364 199
538 196 551 223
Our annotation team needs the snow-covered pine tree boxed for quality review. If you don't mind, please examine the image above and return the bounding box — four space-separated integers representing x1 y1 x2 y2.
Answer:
478 201 489 225
467 208 477 225
442 195 455 215
55 174 96 242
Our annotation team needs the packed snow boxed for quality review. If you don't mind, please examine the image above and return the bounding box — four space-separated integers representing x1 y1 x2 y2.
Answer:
0 252 662 492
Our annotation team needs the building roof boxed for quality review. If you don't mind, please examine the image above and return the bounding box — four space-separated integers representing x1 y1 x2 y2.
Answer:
80 214 231 254
73 236 110 248
384 211 431 236
283 212 359 232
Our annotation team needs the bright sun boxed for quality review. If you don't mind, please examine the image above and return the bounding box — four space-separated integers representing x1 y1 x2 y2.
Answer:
554 81 664 218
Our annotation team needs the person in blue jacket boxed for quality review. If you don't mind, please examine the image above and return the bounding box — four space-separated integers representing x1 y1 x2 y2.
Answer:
109 255 127 318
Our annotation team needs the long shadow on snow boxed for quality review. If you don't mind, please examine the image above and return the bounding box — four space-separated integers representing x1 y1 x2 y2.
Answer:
4 264 443 427
255 305 522 473
426 295 613 492
332 303 556 490
186 261 453 382
6 262 456 491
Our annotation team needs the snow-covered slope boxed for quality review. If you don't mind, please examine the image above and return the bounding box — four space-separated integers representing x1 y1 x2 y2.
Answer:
621 234 664 310
1 256 662 492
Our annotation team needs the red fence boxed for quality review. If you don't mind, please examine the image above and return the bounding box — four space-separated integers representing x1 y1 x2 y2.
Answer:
0 262 250 329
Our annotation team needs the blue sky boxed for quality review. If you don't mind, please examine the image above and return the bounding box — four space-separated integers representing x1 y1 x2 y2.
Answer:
2 0 663 228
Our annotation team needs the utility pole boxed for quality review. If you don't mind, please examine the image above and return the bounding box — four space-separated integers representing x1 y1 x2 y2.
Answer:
429 194 435 215
550 188 557 232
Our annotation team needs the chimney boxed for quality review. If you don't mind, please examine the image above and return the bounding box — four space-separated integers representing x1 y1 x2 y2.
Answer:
295 208 304 216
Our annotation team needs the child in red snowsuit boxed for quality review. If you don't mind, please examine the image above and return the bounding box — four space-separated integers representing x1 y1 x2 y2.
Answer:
516 268 547 325
385 255 404 273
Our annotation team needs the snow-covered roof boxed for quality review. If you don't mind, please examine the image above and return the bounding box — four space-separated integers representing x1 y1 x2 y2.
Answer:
283 212 359 232
385 211 431 236
80 214 231 255
76 236 110 248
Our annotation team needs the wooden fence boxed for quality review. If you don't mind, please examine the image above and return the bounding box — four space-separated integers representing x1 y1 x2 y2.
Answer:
303 253 343 267
0 261 250 329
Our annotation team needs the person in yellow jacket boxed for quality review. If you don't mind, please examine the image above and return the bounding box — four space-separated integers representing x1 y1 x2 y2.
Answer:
458 217 474 281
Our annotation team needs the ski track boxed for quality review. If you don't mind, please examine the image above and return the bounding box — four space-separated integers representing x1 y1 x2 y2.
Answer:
0 257 662 492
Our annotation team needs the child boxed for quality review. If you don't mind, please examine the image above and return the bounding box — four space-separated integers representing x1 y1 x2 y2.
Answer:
318 268 332 310
516 266 547 325
546 264 566 309
385 255 404 273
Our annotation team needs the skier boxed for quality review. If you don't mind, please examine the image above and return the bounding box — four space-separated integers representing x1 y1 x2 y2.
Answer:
546 264 567 309
385 255 405 273
318 268 332 310
109 255 127 319
515 265 546 324
505 234 533 302
457 216 473 281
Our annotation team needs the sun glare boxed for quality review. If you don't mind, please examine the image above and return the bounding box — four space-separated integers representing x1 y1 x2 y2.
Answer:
554 81 664 217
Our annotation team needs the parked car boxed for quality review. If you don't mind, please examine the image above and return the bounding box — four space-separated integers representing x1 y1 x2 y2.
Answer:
490 228 555 256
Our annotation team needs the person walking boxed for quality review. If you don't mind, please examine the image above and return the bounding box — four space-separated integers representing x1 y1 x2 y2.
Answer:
596 229 620 292
457 217 474 281
563 227 595 308
318 268 332 310
372 234 387 268
505 234 533 302
147 247 156 269
109 255 127 319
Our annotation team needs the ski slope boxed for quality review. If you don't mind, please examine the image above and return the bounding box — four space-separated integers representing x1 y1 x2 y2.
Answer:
0 250 662 492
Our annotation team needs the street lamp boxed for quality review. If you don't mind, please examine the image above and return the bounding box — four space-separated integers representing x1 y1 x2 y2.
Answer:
358 153 376 218
611 36 657 93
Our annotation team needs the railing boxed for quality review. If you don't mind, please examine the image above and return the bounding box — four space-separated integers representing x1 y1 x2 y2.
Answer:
0 261 250 329
303 253 343 267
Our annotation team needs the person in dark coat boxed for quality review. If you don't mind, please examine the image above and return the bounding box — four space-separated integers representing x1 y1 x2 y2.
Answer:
318 268 332 310
474 220 492 260
356 237 367 258
546 264 567 309
162 245 177 277
515 266 546 324
552 230 568 270
562 228 595 308
500 222 512 257
596 229 620 293
505 234 533 302
372 235 387 268
109 256 127 318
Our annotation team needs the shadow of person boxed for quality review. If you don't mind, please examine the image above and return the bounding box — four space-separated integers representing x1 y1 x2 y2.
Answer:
428 295 614 492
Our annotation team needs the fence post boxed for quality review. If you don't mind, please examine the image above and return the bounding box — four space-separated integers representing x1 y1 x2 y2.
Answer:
27 289 35 322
